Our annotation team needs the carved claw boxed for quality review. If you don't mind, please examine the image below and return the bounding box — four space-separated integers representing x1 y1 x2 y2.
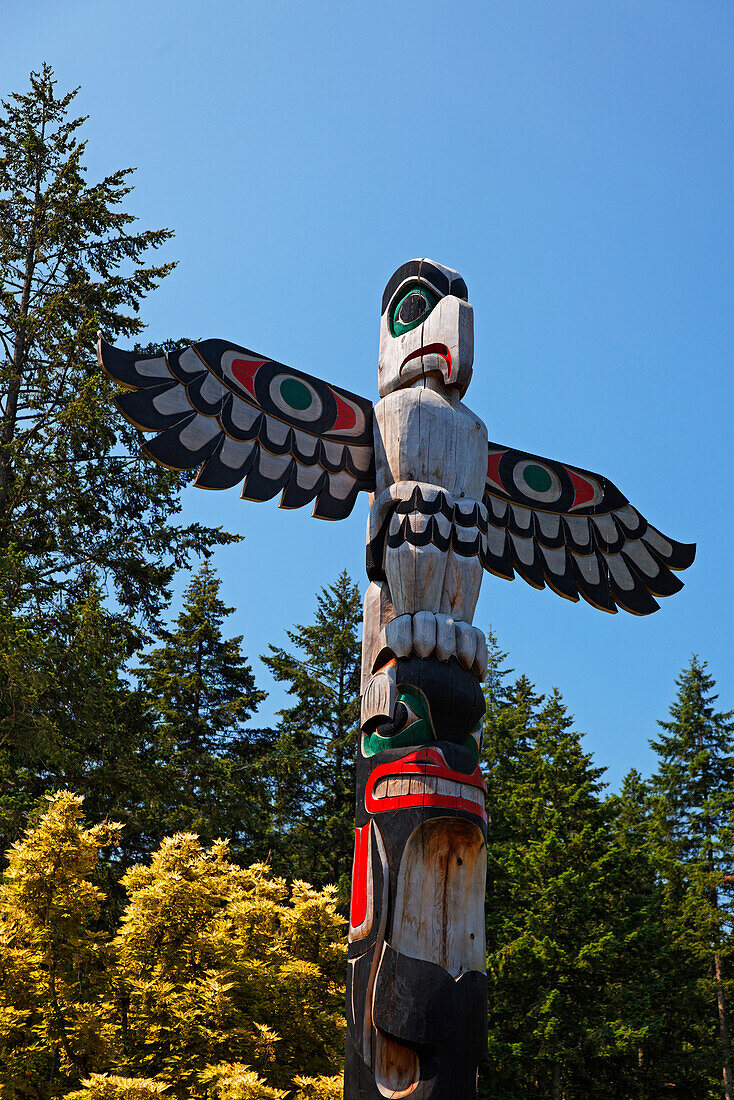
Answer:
372 614 487 681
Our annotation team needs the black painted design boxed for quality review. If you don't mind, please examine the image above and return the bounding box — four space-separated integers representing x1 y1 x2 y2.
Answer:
381 259 468 315
482 441 696 615
98 337 376 520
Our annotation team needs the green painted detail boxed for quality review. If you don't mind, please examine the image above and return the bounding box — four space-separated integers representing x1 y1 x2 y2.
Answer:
362 683 434 757
279 377 312 410
391 284 439 337
462 724 482 763
524 463 552 493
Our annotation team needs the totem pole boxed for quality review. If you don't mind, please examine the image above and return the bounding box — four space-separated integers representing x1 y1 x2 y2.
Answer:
99 258 695 1099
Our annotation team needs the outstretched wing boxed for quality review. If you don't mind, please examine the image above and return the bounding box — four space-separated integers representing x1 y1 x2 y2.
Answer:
98 338 375 520
482 443 696 615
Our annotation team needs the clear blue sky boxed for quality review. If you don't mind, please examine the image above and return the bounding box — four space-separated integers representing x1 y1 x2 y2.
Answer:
4 1 732 788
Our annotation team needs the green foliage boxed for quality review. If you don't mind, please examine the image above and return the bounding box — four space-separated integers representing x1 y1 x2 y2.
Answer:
261 570 361 902
649 656 734 1094
0 794 345 1100
136 562 270 857
483 675 619 1096
480 649 734 1098
0 573 163 863
0 66 236 853
0 64 235 627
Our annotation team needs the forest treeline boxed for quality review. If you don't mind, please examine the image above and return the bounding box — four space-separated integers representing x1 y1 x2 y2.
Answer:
1 66 732 1100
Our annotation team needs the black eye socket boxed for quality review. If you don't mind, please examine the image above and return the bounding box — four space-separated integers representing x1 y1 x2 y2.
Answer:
390 283 439 336
398 292 428 325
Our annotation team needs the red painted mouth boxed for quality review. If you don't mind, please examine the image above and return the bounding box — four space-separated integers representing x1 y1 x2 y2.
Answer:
399 343 452 380
365 747 486 823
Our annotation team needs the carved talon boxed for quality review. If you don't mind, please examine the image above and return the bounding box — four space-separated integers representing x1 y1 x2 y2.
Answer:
372 613 487 681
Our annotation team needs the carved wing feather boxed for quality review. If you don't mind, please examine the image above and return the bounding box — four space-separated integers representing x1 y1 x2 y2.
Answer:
98 338 376 520
482 443 696 615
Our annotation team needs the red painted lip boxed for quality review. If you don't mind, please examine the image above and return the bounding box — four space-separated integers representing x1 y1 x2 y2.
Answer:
399 343 452 380
365 747 486 823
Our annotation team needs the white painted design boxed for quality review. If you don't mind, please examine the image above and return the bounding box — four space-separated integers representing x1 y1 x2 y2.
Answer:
624 540 661 578
136 355 171 380
228 401 261 432
574 552 601 586
564 515 591 546
606 553 635 591
268 373 323 421
219 437 254 469
509 532 535 565
178 417 220 450
326 469 357 500
593 513 619 545
644 526 673 558
152 386 192 415
537 510 561 539
256 449 291 479
541 545 567 576
512 459 562 503
510 504 533 530
200 372 226 404
178 346 204 377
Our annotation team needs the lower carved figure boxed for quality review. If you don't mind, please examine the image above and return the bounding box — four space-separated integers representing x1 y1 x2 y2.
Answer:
346 648 488 1099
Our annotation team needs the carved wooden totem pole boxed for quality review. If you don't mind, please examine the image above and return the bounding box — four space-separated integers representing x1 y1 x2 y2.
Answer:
99 258 695 1099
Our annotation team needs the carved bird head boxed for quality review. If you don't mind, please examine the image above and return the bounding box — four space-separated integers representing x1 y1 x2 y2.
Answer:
377 258 474 399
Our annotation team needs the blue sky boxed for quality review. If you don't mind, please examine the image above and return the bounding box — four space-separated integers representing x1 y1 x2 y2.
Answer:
3 1 732 787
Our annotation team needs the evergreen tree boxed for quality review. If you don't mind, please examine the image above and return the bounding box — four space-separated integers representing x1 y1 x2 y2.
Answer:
137 562 269 857
0 65 235 844
482 679 618 1098
593 769 707 1098
261 570 361 901
650 656 734 1098
0 64 233 627
0 579 159 867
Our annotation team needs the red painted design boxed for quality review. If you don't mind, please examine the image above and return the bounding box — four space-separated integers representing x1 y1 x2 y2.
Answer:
330 391 357 432
399 343 452 379
349 823 370 929
365 747 487 823
230 358 265 398
486 451 505 490
568 469 596 509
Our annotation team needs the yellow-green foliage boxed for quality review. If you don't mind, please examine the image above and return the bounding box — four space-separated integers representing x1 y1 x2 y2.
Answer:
66 1077 168 1100
0 794 345 1100
292 1076 344 1100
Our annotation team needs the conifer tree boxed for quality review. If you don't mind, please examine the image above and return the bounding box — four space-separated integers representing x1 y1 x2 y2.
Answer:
482 679 618 1098
0 64 233 629
596 769 701 1098
261 570 361 900
0 580 158 865
650 656 734 1098
137 562 269 857
0 66 237 847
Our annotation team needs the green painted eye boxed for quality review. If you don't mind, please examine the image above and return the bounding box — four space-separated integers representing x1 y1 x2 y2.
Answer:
391 284 439 336
523 464 552 493
279 377 313 411
362 684 434 757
